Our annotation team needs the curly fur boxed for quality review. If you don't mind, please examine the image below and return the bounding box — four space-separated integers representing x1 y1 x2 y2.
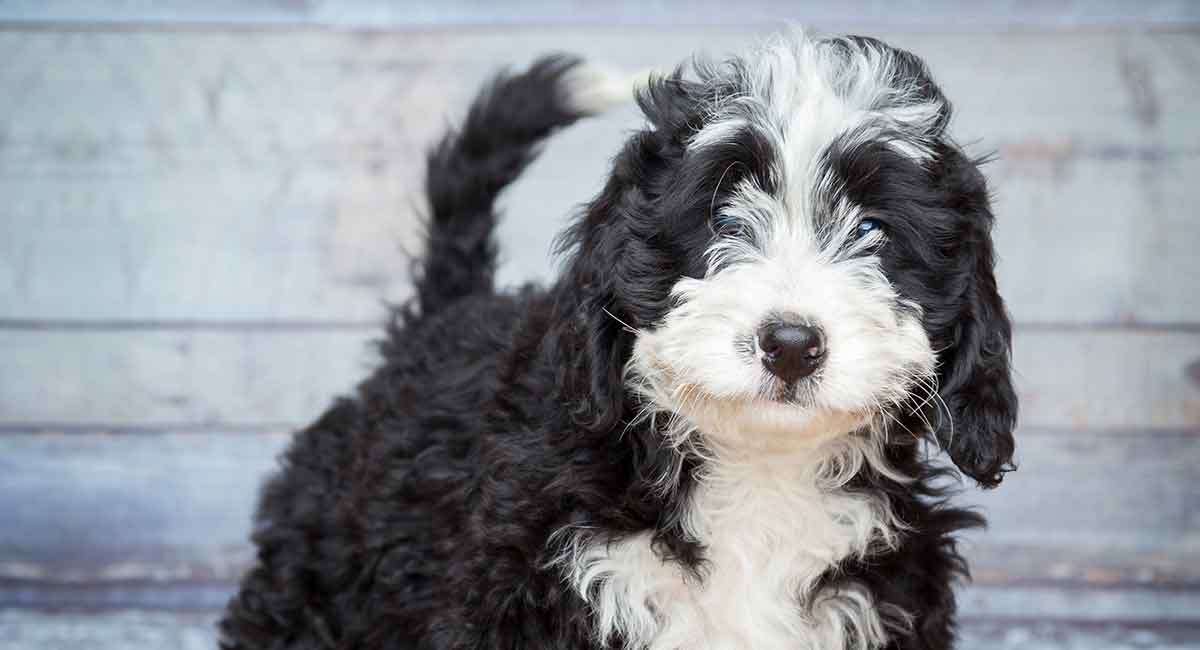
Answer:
220 32 1017 650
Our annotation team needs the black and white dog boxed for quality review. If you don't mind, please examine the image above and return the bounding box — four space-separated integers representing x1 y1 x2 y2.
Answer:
221 31 1017 650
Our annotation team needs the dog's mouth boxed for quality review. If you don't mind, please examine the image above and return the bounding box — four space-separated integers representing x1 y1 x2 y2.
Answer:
633 341 878 438
670 380 852 423
654 383 875 449
761 373 821 406
635 349 823 410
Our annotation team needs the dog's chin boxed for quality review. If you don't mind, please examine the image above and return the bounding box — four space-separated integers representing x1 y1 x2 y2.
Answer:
653 381 874 455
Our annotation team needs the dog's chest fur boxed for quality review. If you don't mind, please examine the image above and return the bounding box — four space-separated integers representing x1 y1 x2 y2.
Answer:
561 449 900 650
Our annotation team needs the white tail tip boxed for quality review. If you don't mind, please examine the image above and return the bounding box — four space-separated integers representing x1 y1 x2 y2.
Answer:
562 63 652 116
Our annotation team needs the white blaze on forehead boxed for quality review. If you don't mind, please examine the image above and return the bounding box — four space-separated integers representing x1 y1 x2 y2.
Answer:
695 31 947 149
689 32 947 234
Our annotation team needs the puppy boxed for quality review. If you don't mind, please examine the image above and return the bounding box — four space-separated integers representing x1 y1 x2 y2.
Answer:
220 31 1017 650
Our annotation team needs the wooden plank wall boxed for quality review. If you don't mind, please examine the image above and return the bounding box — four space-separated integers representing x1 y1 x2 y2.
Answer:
1 3 1198 648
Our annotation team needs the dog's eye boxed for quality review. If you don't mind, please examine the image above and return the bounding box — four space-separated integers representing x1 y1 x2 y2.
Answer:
712 213 742 236
855 218 885 239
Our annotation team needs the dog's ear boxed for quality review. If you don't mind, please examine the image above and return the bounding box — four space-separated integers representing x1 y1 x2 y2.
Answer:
862 37 1016 486
556 72 704 433
559 183 662 435
931 147 1018 488
636 66 710 140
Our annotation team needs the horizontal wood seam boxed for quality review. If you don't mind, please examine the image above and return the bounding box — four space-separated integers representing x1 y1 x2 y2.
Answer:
3 579 1198 616
3 320 1200 333
0 424 1196 437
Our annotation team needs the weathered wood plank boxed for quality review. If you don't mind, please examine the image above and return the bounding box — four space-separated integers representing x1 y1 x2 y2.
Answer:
4 582 1198 626
0 432 280 584
961 585 1200 624
991 156 1200 327
1 0 1197 28
0 579 235 612
8 581 1194 639
0 330 371 428
1 429 1195 587
2 328 1196 429
5 611 1200 650
965 433 1200 587
0 610 220 650
0 168 425 324
1010 330 1200 430
960 620 1200 650
2 31 1194 165
3 582 1198 626
1 30 1197 323
4 597 1200 643
968 543 1200 591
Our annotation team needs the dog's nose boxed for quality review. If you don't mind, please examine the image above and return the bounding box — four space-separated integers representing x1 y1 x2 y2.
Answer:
756 322 825 383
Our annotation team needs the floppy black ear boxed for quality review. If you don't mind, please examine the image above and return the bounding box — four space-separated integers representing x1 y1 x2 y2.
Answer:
932 149 1018 488
554 71 704 433
838 36 1014 484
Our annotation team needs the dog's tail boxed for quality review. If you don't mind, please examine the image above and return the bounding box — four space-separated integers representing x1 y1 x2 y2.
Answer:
417 55 636 315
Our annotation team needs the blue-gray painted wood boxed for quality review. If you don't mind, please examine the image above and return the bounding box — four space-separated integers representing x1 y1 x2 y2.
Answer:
0 1 1198 29
0 329 372 428
0 432 283 583
1 30 1198 323
4 610 1199 650
0 611 220 650
1 430 1196 595
3 582 1199 625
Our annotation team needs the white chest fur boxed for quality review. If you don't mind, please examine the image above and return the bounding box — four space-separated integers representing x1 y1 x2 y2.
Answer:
558 442 903 650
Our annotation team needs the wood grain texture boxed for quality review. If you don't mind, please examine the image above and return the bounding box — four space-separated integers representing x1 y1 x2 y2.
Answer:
4 610 1199 650
3 585 1199 627
1 430 1195 588
1009 330 1200 430
0 432 280 583
0 611 220 650
1 30 1197 323
0 329 371 428
964 432 1200 576
2 328 1196 429
960 620 1200 650
1 0 1198 28
961 585 1200 623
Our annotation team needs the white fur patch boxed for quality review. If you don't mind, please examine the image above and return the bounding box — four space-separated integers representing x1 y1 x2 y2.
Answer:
555 436 907 650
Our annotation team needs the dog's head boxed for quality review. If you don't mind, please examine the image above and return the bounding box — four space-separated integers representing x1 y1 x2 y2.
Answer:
560 33 1016 487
